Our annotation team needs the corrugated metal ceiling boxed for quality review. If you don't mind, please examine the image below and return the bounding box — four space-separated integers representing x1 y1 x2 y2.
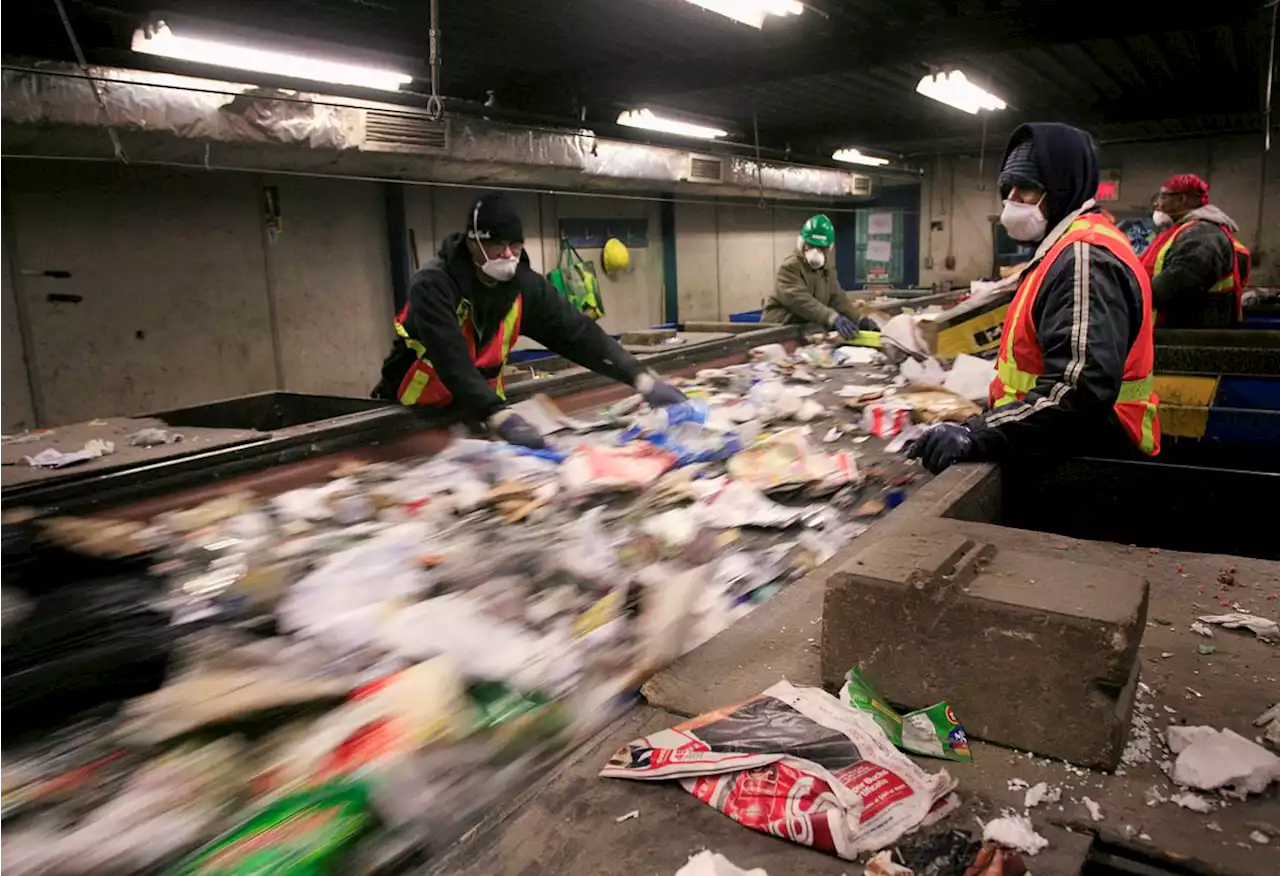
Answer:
5 0 1275 158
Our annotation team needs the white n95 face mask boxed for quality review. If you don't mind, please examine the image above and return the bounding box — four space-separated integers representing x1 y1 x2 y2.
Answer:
1152 210 1172 228
804 248 826 269
480 257 518 282
1000 196 1047 242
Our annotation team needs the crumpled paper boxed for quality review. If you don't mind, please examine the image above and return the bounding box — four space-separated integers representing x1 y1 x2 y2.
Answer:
24 439 115 468
1197 612 1280 642
675 851 768 876
128 428 184 447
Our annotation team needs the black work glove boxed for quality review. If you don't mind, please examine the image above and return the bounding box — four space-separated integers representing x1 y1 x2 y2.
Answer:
488 410 547 450
907 423 977 474
635 372 688 408
857 316 881 332
833 315 858 339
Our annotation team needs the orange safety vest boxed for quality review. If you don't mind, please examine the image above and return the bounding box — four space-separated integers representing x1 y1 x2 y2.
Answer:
1142 219 1250 323
988 213 1160 456
393 295 523 406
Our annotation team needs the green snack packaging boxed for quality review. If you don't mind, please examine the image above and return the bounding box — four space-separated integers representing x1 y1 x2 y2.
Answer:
167 781 375 875
841 668 973 762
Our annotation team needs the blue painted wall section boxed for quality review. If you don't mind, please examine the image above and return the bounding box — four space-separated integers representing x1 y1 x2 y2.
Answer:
660 195 678 323
838 184 922 290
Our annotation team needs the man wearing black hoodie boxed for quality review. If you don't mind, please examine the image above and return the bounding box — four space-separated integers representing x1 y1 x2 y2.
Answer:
909 123 1161 474
374 194 686 448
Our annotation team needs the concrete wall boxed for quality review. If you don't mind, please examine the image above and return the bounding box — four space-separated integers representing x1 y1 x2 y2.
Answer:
1 163 676 429
917 132 1280 287
266 176 395 397
4 163 278 429
674 201 844 321
1 224 36 433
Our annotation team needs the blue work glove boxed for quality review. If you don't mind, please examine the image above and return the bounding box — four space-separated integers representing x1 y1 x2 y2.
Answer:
857 316 880 332
833 315 859 339
635 371 688 408
488 410 547 450
907 423 977 474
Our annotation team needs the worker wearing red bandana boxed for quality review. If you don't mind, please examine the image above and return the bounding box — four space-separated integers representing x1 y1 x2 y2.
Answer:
1143 174 1251 328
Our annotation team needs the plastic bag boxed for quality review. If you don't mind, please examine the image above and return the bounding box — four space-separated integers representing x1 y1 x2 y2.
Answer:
547 236 604 319
600 681 958 859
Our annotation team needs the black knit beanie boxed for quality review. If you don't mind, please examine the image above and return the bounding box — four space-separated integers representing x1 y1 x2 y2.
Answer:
998 139 1044 195
466 193 524 244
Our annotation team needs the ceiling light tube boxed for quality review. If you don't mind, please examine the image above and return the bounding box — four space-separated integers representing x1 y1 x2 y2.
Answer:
915 70 1006 115
617 108 728 140
132 22 412 91
683 0 803 29
832 148 890 167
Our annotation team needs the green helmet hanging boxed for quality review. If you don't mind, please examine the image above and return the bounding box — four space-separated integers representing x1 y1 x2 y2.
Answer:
800 214 835 248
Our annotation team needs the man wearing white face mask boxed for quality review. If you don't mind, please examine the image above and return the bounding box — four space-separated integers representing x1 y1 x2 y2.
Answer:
910 123 1160 474
374 193 685 448
762 214 877 337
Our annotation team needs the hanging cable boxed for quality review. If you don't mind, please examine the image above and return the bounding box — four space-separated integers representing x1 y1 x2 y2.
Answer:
425 0 443 120
51 0 129 163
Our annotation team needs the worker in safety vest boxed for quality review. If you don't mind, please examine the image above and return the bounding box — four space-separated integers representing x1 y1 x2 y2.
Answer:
763 214 879 339
373 194 686 448
1143 174 1250 328
909 123 1160 474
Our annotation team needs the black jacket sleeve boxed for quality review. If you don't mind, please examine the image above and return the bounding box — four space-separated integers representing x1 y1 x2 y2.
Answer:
399 268 507 420
970 241 1142 459
1151 221 1233 313
519 273 647 386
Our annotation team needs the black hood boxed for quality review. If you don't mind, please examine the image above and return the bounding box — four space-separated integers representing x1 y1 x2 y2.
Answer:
1000 123 1099 232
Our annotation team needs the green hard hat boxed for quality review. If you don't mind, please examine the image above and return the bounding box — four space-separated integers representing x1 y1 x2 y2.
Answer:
801 214 835 248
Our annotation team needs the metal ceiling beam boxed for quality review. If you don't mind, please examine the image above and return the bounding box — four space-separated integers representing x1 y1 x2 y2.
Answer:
572 7 1261 103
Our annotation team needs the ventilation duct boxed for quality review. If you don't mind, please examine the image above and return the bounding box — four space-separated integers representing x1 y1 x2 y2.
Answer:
2 64 879 199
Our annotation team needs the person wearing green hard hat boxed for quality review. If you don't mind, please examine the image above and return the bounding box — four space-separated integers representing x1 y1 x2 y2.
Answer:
762 214 878 338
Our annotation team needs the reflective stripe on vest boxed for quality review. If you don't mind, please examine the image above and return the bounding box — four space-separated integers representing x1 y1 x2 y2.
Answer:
989 215 1160 456
395 295 523 406
1152 220 1246 318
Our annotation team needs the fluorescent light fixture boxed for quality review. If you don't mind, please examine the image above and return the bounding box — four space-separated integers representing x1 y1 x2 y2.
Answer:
683 0 803 29
617 108 728 140
915 70 1006 115
832 148 889 167
132 22 412 92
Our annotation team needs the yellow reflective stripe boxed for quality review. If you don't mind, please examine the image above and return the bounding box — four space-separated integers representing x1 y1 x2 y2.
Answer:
394 321 427 357
1209 275 1235 292
493 297 522 401
399 366 431 405
1116 374 1153 403
848 330 881 348
1138 402 1157 454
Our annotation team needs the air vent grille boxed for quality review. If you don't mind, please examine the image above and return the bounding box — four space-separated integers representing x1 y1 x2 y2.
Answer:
687 155 725 184
364 110 448 152
850 175 873 195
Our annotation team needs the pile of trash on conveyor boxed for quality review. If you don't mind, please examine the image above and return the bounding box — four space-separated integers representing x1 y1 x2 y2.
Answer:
0 335 993 875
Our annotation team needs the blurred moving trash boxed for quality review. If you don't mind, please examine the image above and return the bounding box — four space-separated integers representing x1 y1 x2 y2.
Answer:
2 334 955 871
599 681 958 860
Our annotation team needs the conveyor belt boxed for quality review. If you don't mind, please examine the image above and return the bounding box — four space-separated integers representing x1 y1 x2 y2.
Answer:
2 325 804 515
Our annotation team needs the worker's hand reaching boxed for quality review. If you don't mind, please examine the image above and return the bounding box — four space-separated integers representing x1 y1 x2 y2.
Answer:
832 315 859 339
907 423 977 474
487 409 547 450
857 316 880 332
635 371 688 407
